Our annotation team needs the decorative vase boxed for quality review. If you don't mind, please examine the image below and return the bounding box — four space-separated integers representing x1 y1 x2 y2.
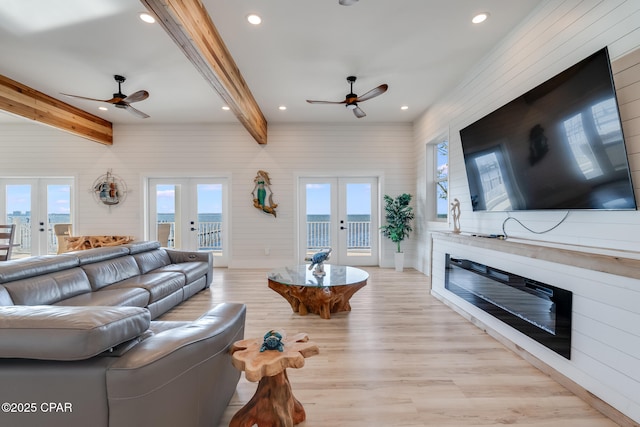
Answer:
394 252 404 272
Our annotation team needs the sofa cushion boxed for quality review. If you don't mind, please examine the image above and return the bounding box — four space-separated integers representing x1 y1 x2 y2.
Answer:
0 305 150 361
55 287 150 308
0 254 79 284
2 268 92 305
154 262 208 284
107 272 185 303
133 249 171 274
81 256 141 291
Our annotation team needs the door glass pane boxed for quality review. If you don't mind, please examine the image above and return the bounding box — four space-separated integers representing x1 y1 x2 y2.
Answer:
197 184 222 253
47 184 71 255
156 184 176 248
6 185 31 258
306 183 331 257
346 183 371 257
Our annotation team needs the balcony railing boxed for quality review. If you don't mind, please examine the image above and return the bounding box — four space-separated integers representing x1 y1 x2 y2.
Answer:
9 223 61 255
9 220 369 255
306 220 371 250
159 222 222 250
10 222 224 255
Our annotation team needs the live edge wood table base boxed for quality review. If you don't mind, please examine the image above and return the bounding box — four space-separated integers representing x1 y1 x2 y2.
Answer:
267 265 369 319
229 333 319 427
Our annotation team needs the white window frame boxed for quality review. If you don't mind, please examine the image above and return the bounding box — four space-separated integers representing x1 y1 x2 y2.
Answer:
426 133 449 223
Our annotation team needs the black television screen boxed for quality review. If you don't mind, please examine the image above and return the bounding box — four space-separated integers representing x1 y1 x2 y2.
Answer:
459 47 636 212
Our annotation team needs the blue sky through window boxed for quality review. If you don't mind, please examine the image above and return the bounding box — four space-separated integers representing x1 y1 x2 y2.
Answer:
6 185 70 214
306 183 371 215
156 184 222 213
8 183 370 216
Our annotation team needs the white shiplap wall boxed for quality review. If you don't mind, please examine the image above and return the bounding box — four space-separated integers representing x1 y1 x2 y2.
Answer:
0 122 414 268
431 234 640 424
415 0 640 256
414 0 640 422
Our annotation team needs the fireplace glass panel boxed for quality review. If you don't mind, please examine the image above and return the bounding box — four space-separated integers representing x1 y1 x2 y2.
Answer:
445 254 572 359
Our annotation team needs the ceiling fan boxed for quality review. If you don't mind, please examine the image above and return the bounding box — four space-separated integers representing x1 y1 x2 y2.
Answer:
306 76 388 118
61 75 150 119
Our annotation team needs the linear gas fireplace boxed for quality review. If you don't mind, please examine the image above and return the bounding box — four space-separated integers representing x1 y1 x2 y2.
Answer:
445 254 572 359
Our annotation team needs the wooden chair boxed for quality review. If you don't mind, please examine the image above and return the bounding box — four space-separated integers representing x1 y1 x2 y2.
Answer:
157 223 171 247
54 223 72 254
0 224 17 261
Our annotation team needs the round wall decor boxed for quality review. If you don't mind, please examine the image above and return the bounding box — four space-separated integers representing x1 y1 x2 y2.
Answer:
92 170 127 206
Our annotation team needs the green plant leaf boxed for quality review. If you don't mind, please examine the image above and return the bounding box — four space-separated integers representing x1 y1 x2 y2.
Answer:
379 193 414 252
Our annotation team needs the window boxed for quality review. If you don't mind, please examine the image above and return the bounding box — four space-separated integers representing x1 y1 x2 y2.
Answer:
435 140 449 219
472 149 512 211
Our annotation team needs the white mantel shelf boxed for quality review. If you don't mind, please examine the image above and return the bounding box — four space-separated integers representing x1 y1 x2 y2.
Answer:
432 232 640 281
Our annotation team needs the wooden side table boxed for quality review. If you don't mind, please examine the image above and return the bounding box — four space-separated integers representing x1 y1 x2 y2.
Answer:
229 332 319 427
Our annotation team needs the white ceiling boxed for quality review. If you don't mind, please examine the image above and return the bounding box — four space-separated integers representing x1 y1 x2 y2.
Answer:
0 0 542 127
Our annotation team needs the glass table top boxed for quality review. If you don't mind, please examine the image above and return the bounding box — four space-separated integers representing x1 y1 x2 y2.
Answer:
267 264 369 287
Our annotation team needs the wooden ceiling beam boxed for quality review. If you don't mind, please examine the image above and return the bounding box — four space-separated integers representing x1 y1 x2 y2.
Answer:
0 74 113 146
142 0 268 145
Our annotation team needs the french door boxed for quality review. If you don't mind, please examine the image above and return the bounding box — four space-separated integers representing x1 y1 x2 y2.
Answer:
298 177 378 266
147 178 228 266
0 178 73 257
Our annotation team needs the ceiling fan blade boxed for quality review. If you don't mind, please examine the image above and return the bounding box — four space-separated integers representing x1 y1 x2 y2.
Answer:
124 104 150 119
306 99 346 104
60 93 116 103
353 106 366 118
124 90 149 103
356 84 388 102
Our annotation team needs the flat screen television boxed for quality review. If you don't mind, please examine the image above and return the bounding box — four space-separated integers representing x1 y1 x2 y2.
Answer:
459 47 636 212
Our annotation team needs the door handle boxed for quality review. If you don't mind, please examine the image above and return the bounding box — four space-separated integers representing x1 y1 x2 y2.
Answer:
190 227 197 231
340 226 347 230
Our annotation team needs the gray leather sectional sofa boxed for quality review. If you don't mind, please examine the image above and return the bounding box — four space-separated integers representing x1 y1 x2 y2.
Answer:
0 241 246 427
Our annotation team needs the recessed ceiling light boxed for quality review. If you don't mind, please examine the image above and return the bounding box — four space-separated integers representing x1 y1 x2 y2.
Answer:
400 105 409 110
98 106 108 111
278 106 287 111
221 106 230 111
139 12 155 24
472 13 489 24
247 14 262 25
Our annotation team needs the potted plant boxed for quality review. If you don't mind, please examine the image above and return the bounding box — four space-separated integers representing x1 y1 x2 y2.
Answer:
380 193 414 271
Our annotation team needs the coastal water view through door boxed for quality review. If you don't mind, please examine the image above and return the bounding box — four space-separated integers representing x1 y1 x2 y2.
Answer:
3 179 72 257
301 177 378 266
155 211 222 251
150 178 228 266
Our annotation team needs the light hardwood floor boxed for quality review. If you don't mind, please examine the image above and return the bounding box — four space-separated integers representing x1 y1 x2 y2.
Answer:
160 267 621 427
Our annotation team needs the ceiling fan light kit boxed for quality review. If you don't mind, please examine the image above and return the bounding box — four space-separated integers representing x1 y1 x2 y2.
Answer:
306 75 388 118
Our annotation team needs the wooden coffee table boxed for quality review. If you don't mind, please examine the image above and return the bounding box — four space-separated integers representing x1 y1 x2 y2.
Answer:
229 332 319 427
267 264 368 319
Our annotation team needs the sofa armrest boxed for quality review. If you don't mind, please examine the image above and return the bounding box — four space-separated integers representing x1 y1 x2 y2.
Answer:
106 303 246 427
107 303 244 371
165 249 214 287
164 248 212 265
